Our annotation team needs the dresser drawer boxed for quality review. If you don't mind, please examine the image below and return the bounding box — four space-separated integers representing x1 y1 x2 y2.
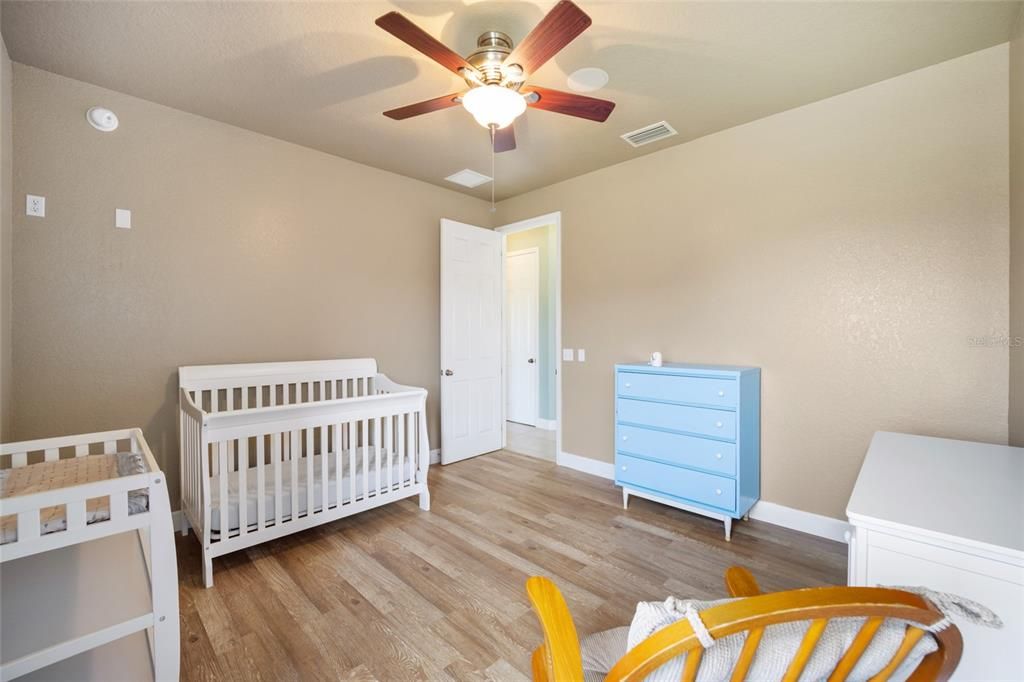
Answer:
617 372 736 408
617 399 736 440
617 455 736 512
617 425 737 476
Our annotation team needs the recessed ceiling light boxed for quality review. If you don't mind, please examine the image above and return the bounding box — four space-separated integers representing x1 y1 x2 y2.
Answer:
445 169 493 188
567 67 609 93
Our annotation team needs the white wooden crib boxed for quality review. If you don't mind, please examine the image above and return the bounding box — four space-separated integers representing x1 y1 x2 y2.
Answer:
178 358 430 587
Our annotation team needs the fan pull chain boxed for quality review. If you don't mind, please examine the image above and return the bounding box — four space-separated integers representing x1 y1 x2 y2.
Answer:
490 126 497 213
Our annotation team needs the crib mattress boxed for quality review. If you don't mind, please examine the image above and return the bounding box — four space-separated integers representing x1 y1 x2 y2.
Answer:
0 453 148 545
208 451 415 534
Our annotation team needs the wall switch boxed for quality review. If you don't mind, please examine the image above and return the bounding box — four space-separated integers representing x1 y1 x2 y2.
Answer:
115 208 132 229
577 349 586 362
26 195 45 217
562 348 574 362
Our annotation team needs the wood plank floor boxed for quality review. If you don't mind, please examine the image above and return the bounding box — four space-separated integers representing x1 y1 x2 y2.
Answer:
176 451 847 681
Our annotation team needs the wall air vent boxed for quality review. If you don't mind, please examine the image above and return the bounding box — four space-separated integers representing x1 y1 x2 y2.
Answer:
620 121 678 148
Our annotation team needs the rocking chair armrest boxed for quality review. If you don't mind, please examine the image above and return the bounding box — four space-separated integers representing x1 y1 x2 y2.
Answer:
724 566 762 597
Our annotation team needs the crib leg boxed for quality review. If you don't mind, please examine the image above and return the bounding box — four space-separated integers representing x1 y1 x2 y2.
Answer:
419 487 431 511
202 552 214 589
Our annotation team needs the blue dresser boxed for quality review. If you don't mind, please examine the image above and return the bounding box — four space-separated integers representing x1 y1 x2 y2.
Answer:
615 363 760 540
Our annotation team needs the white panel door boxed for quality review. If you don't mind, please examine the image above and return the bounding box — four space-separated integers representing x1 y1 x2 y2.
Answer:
440 219 504 464
506 249 539 426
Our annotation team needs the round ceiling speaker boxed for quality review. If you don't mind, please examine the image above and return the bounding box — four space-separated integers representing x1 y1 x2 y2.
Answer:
86 106 119 132
567 67 609 93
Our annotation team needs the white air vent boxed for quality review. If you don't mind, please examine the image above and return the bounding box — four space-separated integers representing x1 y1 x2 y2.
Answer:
620 121 677 148
445 169 493 188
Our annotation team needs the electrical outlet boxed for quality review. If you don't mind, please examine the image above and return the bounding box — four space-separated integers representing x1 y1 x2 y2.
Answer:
115 209 132 229
26 195 45 218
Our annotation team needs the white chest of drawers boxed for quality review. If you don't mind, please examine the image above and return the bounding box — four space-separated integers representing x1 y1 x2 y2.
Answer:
847 432 1024 680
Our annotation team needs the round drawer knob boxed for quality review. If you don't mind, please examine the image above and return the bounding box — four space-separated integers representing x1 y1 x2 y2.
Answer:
715 489 722 495
625 383 631 388
715 452 722 459
715 421 723 428
621 465 628 471
622 436 629 441
718 390 725 397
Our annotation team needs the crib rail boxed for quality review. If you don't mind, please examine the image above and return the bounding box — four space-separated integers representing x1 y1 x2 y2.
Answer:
178 366 430 587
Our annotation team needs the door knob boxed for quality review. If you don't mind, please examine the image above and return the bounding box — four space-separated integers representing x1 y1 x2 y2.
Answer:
527 358 536 364
443 369 454 376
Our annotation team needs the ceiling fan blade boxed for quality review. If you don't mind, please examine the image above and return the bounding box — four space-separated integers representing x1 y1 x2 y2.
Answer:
524 86 615 122
493 125 516 153
504 0 591 77
376 12 478 77
383 93 463 120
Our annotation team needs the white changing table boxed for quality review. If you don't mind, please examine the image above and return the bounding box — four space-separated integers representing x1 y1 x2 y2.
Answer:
846 431 1024 680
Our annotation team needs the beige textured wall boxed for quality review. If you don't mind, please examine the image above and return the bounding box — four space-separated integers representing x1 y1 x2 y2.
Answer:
495 46 1010 519
1011 9 1024 447
10 64 491 506
0 15 12 441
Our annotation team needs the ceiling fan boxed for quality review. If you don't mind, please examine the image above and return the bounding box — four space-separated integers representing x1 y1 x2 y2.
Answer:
376 0 615 153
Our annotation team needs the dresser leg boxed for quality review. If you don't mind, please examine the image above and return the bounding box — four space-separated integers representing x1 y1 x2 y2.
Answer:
622 489 630 509
724 517 732 542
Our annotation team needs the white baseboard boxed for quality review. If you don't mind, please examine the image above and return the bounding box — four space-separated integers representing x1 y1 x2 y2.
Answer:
748 501 850 543
556 450 615 479
554 450 848 543
430 448 440 464
535 418 557 431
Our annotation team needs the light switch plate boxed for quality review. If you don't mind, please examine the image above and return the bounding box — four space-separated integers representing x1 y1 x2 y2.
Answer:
562 348 574 362
26 195 45 217
577 349 586 362
115 208 131 229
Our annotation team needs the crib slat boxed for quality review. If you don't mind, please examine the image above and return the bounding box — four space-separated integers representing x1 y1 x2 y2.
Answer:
226 388 235 474
256 434 266 532
374 417 382 496
361 418 369 500
340 379 347 400
43 448 58 462
332 424 341 507
103 440 116 454
320 425 329 509
384 414 394 494
305 428 315 516
273 433 283 526
397 413 406 489
290 430 300 521
75 444 88 458
12 452 27 468
238 438 248 536
348 422 357 504
217 442 228 538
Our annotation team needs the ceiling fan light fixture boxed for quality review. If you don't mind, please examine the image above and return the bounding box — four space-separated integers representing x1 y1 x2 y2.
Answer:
461 85 526 129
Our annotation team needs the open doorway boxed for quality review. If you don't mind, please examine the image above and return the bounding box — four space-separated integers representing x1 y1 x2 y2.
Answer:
497 213 561 462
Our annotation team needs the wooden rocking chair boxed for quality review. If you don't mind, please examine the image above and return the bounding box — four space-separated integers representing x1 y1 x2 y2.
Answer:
526 567 962 681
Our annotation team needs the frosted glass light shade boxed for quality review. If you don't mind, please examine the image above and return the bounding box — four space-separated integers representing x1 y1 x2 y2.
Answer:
461 86 526 129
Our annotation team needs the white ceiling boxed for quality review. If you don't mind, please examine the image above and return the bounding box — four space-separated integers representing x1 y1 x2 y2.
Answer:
3 1 1020 200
